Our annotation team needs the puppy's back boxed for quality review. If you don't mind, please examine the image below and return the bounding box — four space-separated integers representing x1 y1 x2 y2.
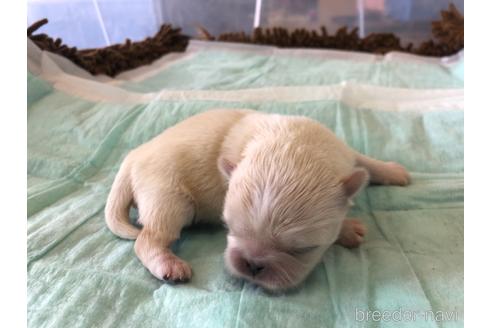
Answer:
128 109 255 220
130 109 253 167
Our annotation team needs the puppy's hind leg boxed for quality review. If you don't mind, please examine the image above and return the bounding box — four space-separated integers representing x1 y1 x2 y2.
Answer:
134 193 195 282
355 153 410 186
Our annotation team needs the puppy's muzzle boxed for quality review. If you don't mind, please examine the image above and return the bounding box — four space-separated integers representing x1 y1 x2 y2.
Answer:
228 246 269 278
244 259 265 277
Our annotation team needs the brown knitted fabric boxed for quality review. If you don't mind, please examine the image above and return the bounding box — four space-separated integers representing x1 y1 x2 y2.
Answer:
205 4 463 56
27 4 463 77
205 27 415 54
28 19 189 77
420 3 464 56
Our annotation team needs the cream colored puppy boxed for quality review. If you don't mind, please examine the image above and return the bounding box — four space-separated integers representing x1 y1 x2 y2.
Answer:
105 109 409 290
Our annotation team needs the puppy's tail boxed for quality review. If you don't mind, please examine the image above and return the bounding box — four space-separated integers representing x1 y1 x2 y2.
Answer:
105 161 141 240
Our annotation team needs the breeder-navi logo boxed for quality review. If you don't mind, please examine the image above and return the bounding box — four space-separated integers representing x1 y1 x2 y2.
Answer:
355 308 461 322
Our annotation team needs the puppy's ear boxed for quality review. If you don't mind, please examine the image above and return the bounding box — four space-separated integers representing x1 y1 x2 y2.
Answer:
218 156 237 180
341 167 369 199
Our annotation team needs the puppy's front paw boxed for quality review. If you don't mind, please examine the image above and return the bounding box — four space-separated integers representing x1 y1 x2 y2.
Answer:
337 219 366 248
150 253 192 283
383 162 410 186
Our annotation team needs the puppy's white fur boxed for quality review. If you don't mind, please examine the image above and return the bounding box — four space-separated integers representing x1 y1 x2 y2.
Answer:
105 109 409 290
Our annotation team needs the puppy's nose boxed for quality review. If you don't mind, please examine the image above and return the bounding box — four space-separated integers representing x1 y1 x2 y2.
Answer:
245 260 264 276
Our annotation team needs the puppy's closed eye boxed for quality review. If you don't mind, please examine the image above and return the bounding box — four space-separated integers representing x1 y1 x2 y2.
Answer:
288 246 319 256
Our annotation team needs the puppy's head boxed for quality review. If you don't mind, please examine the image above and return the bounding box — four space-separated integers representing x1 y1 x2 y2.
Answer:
219 144 368 291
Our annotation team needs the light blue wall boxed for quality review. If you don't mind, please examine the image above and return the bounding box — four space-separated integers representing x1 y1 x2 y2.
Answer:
27 0 464 49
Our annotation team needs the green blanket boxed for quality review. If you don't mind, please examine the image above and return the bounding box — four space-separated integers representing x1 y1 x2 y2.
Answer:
27 40 463 328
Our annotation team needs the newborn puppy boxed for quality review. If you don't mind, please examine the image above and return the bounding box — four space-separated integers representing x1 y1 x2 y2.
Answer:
105 109 409 291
